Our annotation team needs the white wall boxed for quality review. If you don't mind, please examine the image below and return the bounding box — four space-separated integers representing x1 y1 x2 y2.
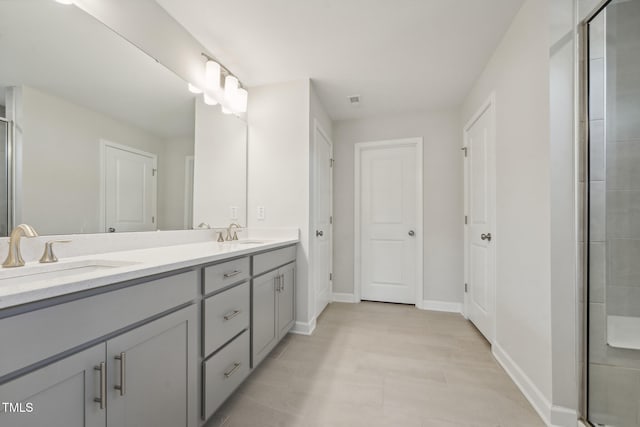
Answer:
333 109 463 306
17 85 191 235
549 0 580 424
461 0 553 421
193 98 247 228
247 79 313 328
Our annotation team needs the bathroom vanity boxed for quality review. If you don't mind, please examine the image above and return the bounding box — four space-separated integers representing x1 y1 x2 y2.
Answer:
0 238 297 427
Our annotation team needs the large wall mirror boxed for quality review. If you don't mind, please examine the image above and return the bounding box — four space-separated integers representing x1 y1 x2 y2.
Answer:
0 0 247 236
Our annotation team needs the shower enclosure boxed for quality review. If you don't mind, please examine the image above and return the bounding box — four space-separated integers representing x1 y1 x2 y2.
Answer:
0 117 9 237
586 0 640 425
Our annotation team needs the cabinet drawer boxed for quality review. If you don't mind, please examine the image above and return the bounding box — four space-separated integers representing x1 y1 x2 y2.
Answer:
0 270 198 379
204 257 250 295
252 245 296 276
203 282 249 356
202 330 250 420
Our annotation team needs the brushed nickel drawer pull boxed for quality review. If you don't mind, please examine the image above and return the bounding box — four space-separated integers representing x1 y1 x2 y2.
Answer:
94 362 106 409
223 270 242 278
223 309 241 321
224 362 241 378
114 352 126 396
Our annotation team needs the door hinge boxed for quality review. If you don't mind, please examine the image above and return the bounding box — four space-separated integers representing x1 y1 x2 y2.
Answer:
329 216 333 225
329 273 332 281
461 147 468 157
464 283 468 293
152 168 157 176
330 158 334 168
464 215 468 225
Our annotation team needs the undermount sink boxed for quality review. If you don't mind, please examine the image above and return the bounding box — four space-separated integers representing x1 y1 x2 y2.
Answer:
231 240 271 245
0 259 139 285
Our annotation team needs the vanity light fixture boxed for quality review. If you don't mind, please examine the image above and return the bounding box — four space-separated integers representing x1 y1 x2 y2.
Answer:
224 75 239 104
188 83 202 94
192 53 248 115
235 88 248 113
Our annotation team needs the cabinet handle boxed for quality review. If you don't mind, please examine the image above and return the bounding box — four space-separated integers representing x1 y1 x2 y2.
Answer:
223 270 242 278
224 362 241 379
114 352 126 396
223 309 242 321
280 274 285 292
94 362 106 409
274 275 280 292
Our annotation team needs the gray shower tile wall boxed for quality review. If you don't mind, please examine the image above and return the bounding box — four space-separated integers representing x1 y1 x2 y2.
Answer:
605 0 640 321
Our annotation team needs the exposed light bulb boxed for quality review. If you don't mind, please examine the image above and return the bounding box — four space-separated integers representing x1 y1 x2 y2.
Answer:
235 88 248 113
203 93 218 106
188 83 202 94
224 75 239 106
205 60 221 91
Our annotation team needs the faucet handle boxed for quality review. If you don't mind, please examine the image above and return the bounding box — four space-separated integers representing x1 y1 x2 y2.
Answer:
39 240 71 264
216 231 225 242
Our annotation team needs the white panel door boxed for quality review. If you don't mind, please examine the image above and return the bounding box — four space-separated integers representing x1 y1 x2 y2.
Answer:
464 102 495 342
104 143 156 233
313 125 332 317
360 145 417 304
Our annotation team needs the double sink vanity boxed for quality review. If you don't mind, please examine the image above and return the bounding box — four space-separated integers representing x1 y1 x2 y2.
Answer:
0 230 298 427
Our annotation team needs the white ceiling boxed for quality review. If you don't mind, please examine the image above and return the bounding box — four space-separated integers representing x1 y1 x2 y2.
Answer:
156 0 526 120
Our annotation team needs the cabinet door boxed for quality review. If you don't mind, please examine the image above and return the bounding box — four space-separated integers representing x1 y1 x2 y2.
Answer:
277 262 296 339
252 270 278 367
0 344 105 427
106 306 197 427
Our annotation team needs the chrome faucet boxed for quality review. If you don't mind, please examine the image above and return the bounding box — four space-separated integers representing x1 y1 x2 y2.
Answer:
3 224 39 268
225 223 243 241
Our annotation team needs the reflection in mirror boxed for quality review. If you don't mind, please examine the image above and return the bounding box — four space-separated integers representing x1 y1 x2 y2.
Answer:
0 0 247 236
587 1 640 425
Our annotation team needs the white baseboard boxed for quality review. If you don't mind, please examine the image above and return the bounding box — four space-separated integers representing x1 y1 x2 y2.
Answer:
492 343 552 426
290 318 317 336
417 299 462 313
550 405 579 427
332 293 358 303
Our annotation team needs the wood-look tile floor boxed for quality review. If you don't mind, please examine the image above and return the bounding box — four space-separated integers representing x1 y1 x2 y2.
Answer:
205 302 544 427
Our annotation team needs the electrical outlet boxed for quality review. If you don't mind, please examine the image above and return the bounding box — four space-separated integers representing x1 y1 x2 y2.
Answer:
229 206 238 220
257 206 265 221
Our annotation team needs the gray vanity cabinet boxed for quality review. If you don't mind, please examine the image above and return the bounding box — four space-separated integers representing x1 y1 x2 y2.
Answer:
251 269 279 367
277 262 296 338
106 306 196 427
0 344 105 427
251 245 297 368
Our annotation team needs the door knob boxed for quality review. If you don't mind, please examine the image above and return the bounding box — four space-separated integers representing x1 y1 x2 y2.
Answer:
108 227 116 233
408 230 415 236
316 230 323 237
481 233 492 242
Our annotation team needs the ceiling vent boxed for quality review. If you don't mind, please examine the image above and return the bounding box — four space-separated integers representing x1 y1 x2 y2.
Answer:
347 95 361 106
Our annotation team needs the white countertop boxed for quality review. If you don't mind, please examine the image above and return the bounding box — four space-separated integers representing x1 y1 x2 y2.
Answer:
0 238 298 310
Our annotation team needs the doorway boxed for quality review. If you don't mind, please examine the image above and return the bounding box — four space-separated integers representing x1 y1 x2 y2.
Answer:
463 94 496 343
354 138 423 305
100 140 157 233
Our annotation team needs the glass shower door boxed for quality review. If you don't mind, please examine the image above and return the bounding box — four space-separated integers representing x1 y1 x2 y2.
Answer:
587 0 640 425
0 118 8 237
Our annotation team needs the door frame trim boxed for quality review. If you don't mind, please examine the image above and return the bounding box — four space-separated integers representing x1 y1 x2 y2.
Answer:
462 92 497 343
311 119 333 318
99 139 158 232
353 137 424 306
